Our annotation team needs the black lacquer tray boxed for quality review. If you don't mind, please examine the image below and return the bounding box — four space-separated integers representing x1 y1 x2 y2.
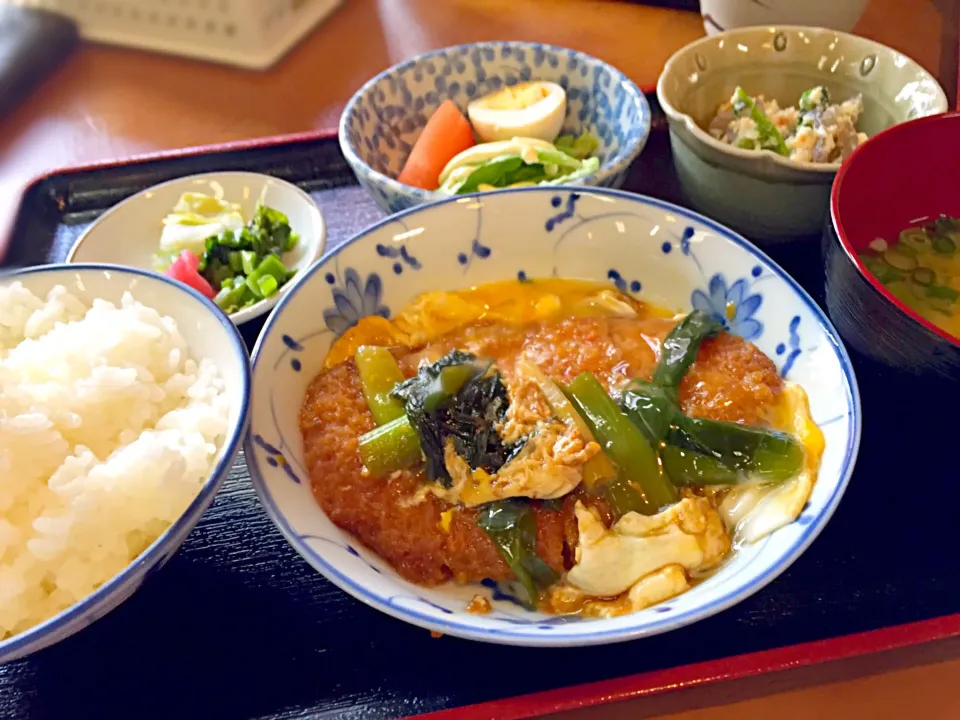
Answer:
2 107 958 720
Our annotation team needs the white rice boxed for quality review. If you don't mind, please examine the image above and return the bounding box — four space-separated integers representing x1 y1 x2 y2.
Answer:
0 281 230 640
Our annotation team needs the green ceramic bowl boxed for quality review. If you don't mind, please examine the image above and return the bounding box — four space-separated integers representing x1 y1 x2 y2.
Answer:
656 26 947 242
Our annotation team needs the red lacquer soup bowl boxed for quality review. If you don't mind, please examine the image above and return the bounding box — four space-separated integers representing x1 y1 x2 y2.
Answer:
824 111 960 379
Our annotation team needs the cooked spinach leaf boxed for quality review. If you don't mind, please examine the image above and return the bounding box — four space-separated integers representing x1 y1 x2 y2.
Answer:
391 350 522 486
475 499 557 608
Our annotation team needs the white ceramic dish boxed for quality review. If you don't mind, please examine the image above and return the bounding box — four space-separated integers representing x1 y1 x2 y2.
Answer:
67 172 327 325
657 26 947 241
700 0 868 35
246 187 861 647
0 264 250 664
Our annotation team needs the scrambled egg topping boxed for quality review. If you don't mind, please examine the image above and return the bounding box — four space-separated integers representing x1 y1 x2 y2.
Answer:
719 382 825 544
440 419 598 507
566 498 730 600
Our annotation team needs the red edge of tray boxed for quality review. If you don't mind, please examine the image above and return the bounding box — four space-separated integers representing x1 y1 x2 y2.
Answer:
414 615 960 720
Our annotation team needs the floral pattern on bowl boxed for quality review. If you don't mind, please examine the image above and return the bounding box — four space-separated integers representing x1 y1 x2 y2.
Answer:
246 187 861 646
338 41 652 214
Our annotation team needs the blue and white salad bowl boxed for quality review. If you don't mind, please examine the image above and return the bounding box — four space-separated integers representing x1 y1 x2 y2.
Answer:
246 187 860 647
339 41 651 214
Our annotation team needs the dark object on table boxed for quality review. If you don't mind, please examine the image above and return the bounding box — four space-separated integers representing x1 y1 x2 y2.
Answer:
0 5 77 116
617 0 700 11
1 116 959 720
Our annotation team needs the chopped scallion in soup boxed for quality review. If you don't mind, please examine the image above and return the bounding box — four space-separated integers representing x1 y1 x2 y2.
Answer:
859 215 960 336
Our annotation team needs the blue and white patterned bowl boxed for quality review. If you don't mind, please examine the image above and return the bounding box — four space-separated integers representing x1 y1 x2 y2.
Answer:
246 188 860 647
338 42 651 214
0 264 250 663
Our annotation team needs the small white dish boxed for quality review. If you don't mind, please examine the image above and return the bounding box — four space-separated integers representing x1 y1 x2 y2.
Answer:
67 171 327 325
246 187 861 646
0 263 250 664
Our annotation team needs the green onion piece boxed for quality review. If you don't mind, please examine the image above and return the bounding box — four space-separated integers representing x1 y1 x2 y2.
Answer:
798 85 830 112
667 417 804 481
245 274 265 299
926 284 960 302
565 372 678 517
899 228 931 251
862 255 904 284
284 231 300 252
355 346 407 426
227 251 243 273
660 446 741 485
213 282 252 313
241 250 258 275
911 267 936 287
257 274 279 298
620 380 681 444
733 87 790 157
735 137 757 150
883 248 918 271
933 235 957 256
357 415 423 478
653 310 725 389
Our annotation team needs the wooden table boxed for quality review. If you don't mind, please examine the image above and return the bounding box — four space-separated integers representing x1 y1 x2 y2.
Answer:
1 0 957 717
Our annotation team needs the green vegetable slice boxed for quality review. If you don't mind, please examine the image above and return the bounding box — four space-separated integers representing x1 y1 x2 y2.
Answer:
660 446 741 486
798 85 830 112
355 346 407 426
475 499 558 609
257 274 279 298
732 87 790 157
911 267 936 287
932 235 957 256
554 131 599 160
883 248 918 271
666 417 804 482
357 415 423 478
653 310 725 389
456 155 526 194
565 372 678 517
927 283 960 302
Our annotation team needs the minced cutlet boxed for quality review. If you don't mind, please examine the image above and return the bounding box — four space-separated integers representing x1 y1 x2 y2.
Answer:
299 316 781 586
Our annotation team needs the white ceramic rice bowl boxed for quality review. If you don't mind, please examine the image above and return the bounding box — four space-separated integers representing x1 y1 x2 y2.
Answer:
247 187 860 646
0 264 250 663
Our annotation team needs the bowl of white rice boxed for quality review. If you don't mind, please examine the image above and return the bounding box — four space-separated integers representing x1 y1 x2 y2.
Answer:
0 263 250 663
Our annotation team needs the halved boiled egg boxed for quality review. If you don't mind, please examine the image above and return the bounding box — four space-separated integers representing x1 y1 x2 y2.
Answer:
467 81 567 143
